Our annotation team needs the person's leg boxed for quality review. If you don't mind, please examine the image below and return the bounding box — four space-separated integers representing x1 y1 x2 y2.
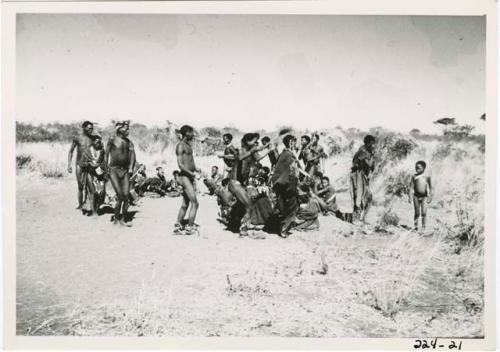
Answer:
120 174 131 226
228 181 252 235
75 165 84 209
86 173 97 216
176 177 190 225
182 178 199 227
350 172 360 219
421 197 427 230
108 169 122 224
281 190 299 235
413 195 420 230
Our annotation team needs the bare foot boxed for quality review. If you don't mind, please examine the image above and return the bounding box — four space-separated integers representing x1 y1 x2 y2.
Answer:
120 220 132 227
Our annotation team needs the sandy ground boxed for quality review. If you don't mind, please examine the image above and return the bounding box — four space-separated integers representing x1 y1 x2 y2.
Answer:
16 175 483 337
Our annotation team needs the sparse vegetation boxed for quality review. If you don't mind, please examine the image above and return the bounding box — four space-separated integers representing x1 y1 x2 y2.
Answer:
16 121 485 337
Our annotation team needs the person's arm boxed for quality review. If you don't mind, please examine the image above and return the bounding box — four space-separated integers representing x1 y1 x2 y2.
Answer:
315 187 328 196
408 175 414 203
219 154 236 160
176 144 195 177
104 138 112 175
326 187 336 203
255 148 272 162
238 145 259 160
427 176 432 203
67 138 77 173
128 141 136 174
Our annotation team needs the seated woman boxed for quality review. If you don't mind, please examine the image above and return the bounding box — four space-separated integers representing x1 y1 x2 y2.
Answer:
293 183 321 232
247 175 273 230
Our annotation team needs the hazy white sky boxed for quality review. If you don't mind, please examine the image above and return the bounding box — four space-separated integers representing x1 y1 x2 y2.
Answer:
17 14 486 133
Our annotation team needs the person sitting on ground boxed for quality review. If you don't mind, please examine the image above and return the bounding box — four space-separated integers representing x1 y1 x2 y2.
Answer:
293 183 321 232
227 133 273 236
203 165 223 195
314 176 338 215
129 163 147 204
165 170 182 198
247 175 274 230
214 178 237 226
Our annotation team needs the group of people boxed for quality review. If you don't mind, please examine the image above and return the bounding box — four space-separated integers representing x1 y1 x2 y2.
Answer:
67 121 433 235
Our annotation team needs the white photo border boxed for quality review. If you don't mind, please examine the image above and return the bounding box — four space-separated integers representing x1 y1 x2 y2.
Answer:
2 1 497 350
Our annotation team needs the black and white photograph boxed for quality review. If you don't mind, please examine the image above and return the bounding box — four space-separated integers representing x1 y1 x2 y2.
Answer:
3 1 497 349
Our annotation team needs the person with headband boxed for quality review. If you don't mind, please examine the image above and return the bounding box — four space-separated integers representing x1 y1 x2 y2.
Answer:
104 121 136 227
174 125 201 236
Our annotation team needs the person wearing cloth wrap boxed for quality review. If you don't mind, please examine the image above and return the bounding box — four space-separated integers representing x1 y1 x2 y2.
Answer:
227 133 272 236
104 121 136 227
174 125 201 236
350 134 376 223
67 121 95 210
271 134 300 237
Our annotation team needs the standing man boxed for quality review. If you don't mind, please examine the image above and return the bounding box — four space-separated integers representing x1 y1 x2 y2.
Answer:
67 121 95 210
104 121 136 227
174 125 201 236
298 135 313 175
350 135 376 224
271 134 300 237
219 133 238 179
261 136 279 170
308 133 326 175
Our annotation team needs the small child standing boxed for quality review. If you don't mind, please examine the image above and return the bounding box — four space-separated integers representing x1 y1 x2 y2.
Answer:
409 160 432 231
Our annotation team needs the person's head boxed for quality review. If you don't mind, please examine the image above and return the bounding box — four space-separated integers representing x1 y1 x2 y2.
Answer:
283 135 297 149
173 170 180 179
363 135 376 152
415 160 427 174
314 170 323 182
82 121 94 136
116 121 130 137
90 134 101 146
312 133 320 144
179 125 194 141
156 166 164 176
223 133 233 145
261 136 271 146
221 178 230 187
321 176 330 188
211 165 219 175
241 132 259 148
261 166 270 176
301 135 311 147
258 175 268 186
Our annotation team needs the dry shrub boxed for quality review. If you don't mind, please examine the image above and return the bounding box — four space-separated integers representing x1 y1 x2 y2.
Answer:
356 231 445 318
16 153 33 169
385 170 411 198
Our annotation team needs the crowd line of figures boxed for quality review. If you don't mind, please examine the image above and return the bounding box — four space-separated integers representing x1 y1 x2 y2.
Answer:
68 121 433 237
